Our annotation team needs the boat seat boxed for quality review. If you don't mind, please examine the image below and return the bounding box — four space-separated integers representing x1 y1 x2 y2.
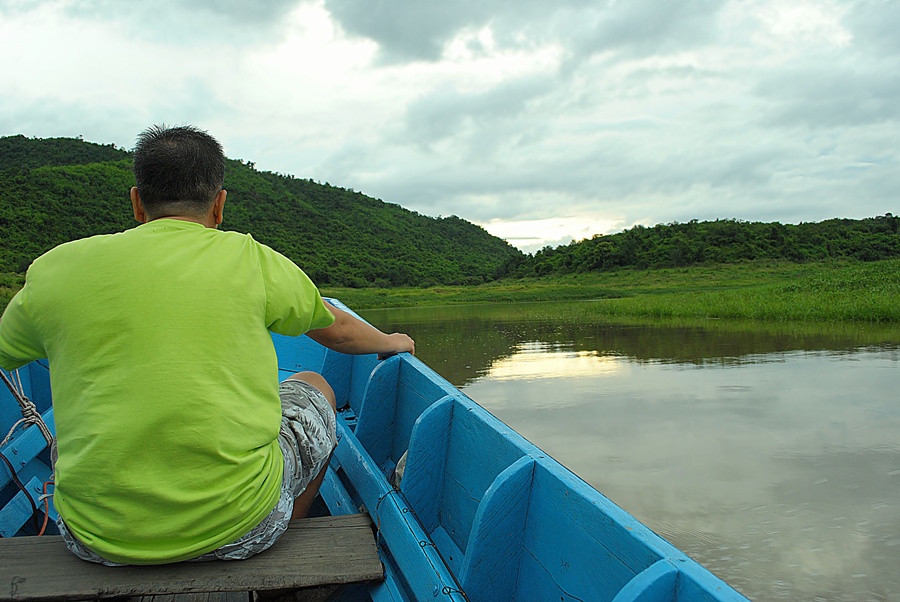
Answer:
0 513 383 602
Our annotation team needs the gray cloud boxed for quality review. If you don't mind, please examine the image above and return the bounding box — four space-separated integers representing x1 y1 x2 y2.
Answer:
323 0 720 64
560 0 723 66
844 0 900 57
403 75 554 151
323 0 490 62
0 0 302 43
755 63 900 129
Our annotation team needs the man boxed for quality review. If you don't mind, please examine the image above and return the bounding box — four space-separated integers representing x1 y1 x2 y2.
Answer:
0 125 414 565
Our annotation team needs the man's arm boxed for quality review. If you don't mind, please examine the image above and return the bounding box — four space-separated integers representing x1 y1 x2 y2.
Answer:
0 288 45 371
306 303 415 357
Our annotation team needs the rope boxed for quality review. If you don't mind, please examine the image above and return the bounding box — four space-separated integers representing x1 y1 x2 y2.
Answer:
1 369 53 446
38 480 54 536
0 451 41 534
1 368 55 536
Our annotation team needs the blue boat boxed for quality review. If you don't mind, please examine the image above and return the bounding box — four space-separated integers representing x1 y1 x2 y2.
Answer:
1 300 749 601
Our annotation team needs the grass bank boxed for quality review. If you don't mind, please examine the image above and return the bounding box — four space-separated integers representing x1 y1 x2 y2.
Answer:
323 261 815 307
323 259 900 323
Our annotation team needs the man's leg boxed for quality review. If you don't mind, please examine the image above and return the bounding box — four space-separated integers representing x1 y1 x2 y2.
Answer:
285 371 337 520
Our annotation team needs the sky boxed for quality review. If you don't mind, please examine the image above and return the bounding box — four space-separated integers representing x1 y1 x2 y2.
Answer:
1 0 898 253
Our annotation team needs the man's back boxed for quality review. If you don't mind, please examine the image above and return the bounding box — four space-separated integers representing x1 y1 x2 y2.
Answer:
0 218 334 563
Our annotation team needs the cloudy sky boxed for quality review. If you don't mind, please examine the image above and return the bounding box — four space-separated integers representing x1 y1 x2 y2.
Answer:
1 0 898 252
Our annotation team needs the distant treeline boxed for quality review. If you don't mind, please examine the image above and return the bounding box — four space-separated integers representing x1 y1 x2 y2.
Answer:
0 135 520 287
499 215 900 278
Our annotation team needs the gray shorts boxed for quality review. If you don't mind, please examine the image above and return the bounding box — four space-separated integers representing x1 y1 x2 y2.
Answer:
58 378 337 565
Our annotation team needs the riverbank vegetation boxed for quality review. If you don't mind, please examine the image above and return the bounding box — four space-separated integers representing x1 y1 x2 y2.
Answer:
322 259 900 324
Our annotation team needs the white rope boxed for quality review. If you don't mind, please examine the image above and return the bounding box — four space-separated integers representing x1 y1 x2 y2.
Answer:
1 368 53 446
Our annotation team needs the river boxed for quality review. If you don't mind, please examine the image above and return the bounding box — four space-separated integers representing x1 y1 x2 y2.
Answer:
359 302 900 602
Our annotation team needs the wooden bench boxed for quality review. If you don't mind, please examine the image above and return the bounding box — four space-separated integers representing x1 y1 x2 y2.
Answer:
0 514 383 602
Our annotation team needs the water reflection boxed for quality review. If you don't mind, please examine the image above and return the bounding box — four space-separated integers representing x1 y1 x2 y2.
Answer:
487 346 624 382
360 303 900 601
361 302 900 386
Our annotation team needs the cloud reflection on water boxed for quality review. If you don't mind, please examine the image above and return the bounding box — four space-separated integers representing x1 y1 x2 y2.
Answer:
485 343 625 383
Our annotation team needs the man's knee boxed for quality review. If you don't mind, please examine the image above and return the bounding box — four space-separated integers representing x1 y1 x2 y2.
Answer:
286 371 336 411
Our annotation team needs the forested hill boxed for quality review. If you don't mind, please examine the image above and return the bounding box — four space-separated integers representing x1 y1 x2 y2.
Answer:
0 135 521 287
500 215 900 278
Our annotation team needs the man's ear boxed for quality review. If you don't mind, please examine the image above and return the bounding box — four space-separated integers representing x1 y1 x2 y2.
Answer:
213 189 227 227
130 187 148 223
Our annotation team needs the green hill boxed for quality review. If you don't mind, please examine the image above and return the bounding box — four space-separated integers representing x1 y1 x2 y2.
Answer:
0 135 522 287
499 215 900 278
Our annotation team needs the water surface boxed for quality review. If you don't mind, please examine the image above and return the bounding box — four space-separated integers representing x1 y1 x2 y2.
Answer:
361 302 900 601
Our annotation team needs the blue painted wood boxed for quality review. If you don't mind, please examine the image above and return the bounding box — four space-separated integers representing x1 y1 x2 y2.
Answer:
429 525 465 575
370 493 466 602
328 414 465 602
0 476 43 537
272 333 326 375
459 457 535 601
319 466 360 517
440 399 526 556
0 408 55 492
28 476 56 522
391 357 458 461
676 563 750 602
348 354 379 416
13 456 52 502
354 356 401 468
534 458 679 567
519 461 662 601
368 557 411 602
26 361 53 411
399 396 454 533
611 560 678 602
319 347 353 408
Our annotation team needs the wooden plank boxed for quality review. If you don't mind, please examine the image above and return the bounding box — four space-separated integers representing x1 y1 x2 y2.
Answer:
130 594 250 602
0 514 382 602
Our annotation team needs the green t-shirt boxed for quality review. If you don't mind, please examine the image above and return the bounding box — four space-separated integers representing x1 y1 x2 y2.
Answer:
0 219 335 563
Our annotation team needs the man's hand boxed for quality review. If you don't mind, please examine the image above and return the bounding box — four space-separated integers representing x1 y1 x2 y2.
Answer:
377 333 415 360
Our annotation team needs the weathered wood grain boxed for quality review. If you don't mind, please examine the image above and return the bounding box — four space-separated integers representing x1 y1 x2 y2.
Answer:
0 514 382 602
129 593 250 602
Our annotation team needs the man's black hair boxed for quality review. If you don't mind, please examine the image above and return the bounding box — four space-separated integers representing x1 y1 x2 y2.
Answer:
133 125 225 218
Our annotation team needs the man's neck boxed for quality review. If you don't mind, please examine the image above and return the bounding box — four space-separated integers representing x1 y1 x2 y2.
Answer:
148 214 216 228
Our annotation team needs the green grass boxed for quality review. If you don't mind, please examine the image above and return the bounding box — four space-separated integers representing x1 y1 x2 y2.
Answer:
323 259 900 324
322 261 815 307
587 260 900 323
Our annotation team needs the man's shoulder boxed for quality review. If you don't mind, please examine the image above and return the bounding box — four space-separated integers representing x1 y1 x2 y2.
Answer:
32 231 122 265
